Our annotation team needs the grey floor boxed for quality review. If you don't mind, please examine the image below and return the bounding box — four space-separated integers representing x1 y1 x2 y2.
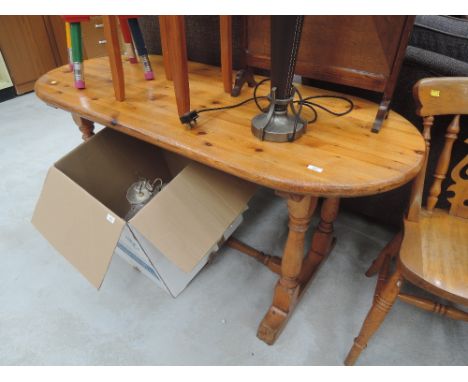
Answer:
0 93 467 366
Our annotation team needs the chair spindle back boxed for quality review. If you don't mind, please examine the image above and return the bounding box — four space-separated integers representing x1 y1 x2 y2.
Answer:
408 77 468 221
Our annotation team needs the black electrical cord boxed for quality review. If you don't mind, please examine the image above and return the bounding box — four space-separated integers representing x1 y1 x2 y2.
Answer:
295 95 355 124
179 78 354 127
179 95 268 126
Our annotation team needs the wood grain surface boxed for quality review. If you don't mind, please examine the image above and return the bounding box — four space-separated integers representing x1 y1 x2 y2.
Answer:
0 16 62 94
246 16 412 92
400 209 468 305
219 16 233 94
34 55 425 197
414 77 468 117
102 16 125 101
344 76 468 366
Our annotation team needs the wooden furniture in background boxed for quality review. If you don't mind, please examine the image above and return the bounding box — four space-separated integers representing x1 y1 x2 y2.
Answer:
35 55 425 345
236 16 415 132
345 77 468 366
0 16 67 94
44 16 69 66
80 16 109 59
0 15 121 95
75 16 133 61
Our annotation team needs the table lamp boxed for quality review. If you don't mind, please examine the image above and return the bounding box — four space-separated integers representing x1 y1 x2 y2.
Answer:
251 16 306 142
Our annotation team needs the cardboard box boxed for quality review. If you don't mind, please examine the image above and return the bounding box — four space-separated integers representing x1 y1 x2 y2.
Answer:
32 128 256 297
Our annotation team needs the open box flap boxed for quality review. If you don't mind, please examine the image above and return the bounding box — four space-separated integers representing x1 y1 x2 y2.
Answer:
129 163 257 273
32 166 125 288
54 128 172 219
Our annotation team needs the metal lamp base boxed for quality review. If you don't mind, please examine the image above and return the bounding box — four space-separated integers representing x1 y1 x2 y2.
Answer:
251 110 306 143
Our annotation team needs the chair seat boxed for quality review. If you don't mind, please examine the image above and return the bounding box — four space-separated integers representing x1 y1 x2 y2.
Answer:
400 208 468 305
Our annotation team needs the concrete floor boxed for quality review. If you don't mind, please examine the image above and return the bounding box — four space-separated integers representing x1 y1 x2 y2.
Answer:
0 93 466 366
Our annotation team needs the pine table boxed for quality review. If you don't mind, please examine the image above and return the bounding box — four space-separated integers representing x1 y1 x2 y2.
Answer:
35 55 426 345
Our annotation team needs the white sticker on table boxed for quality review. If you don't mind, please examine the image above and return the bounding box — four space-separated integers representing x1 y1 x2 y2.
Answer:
307 164 323 173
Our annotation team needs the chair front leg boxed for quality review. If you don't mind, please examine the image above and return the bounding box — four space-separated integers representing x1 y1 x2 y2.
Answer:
366 231 402 277
345 265 404 365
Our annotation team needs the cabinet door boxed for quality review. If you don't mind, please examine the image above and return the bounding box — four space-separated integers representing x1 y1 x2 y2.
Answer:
43 16 69 66
81 16 109 59
0 16 60 94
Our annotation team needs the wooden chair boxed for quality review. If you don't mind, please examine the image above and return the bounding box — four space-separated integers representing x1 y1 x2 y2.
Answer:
106 15 233 113
159 15 234 117
71 15 185 135
344 77 468 366
73 16 234 138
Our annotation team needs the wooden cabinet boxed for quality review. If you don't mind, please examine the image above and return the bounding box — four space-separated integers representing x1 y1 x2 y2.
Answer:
241 16 415 131
0 16 124 94
0 16 67 94
81 16 110 59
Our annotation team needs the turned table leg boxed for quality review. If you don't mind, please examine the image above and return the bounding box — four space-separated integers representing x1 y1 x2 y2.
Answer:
257 196 340 345
298 197 340 287
257 194 318 345
72 114 95 141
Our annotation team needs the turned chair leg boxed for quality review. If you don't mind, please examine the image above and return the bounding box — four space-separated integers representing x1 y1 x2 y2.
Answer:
345 266 404 366
163 16 190 117
365 231 402 277
373 249 392 302
398 293 468 322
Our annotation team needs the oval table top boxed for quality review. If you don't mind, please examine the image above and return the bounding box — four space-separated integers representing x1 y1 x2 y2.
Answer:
35 55 425 197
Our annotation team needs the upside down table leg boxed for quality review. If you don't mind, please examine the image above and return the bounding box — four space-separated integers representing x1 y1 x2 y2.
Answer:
257 194 318 345
72 114 95 141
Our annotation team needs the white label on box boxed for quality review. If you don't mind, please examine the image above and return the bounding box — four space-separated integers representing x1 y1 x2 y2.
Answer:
307 164 323 173
106 213 116 224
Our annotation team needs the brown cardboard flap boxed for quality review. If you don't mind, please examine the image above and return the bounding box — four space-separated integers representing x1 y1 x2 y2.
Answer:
55 128 171 219
130 163 257 273
32 167 125 288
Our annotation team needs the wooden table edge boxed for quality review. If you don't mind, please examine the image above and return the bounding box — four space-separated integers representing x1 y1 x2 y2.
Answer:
34 74 425 198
